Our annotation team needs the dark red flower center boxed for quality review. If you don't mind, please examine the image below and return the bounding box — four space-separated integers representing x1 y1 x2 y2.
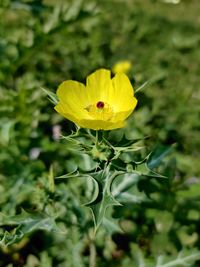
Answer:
96 101 104 109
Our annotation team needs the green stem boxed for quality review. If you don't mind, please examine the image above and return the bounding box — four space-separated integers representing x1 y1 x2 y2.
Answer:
95 130 99 147
89 239 96 267
88 230 96 267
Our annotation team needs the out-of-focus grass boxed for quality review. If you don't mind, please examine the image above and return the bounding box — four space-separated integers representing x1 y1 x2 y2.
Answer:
0 0 200 266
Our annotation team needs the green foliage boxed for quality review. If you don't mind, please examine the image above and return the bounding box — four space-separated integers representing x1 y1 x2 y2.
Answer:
0 210 62 246
0 0 200 266
130 245 200 267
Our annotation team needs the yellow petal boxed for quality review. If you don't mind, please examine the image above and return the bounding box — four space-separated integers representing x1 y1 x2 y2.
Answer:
86 69 113 103
54 69 138 131
111 73 136 111
79 119 125 130
56 80 91 120
57 80 87 107
112 105 137 122
54 103 81 125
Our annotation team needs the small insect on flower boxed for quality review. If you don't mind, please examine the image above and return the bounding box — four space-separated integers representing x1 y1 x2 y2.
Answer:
112 60 132 74
54 69 137 130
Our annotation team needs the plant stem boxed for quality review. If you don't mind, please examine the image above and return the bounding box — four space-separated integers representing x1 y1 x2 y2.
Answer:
95 130 99 147
89 239 96 267
88 230 96 267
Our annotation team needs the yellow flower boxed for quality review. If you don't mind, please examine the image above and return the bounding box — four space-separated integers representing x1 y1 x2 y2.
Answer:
112 60 132 74
54 69 137 130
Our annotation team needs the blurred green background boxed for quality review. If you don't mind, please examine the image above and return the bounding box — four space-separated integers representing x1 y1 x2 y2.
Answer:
0 0 200 266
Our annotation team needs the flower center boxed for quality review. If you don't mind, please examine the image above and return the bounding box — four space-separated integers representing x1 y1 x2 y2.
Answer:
85 101 114 121
96 101 104 109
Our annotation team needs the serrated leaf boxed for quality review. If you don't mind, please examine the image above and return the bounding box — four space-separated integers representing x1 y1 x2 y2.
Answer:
88 168 123 233
56 172 99 206
130 245 200 267
56 168 125 231
77 153 98 171
112 173 139 195
83 175 99 206
102 207 122 235
115 191 146 204
102 217 122 235
156 249 200 267
112 173 147 204
0 210 63 246
136 163 167 179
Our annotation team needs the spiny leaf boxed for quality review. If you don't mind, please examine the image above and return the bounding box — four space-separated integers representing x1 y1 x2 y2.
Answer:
82 175 99 206
131 246 200 267
155 248 200 267
87 168 123 233
56 171 99 206
0 210 63 246
112 173 146 203
135 163 167 179
112 173 140 196
102 207 122 235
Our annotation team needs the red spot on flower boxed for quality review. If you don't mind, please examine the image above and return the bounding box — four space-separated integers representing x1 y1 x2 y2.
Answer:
96 101 104 109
